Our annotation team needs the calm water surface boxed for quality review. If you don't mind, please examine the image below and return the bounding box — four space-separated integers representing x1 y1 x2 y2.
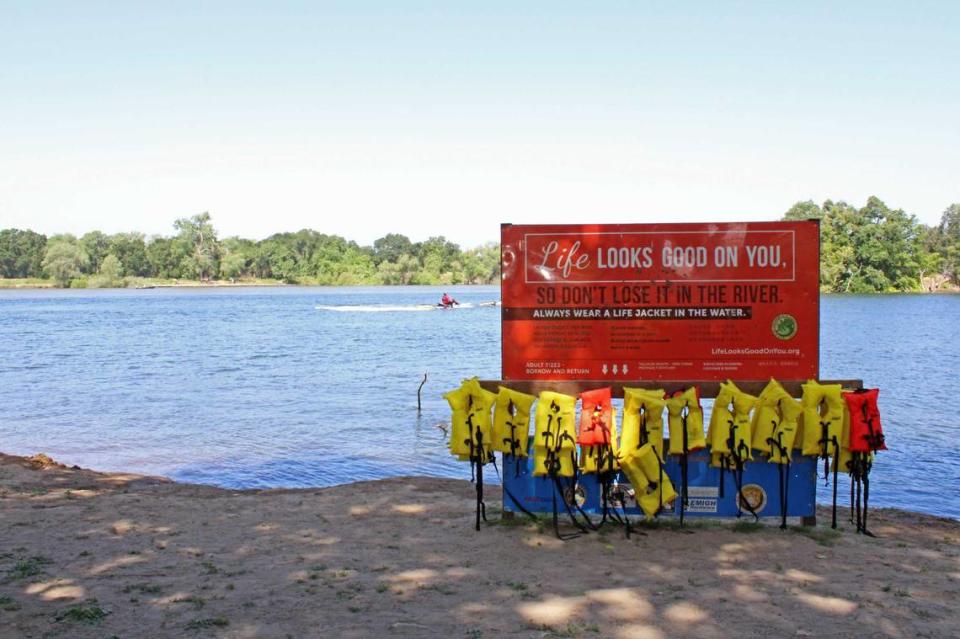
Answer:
1 287 957 519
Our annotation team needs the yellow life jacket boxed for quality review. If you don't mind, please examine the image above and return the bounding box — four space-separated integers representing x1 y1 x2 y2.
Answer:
533 446 576 477
666 387 706 455
800 381 844 458
533 391 577 452
465 378 496 457
708 381 737 465
750 379 788 455
444 385 471 457
579 408 620 474
832 402 854 474
619 443 677 518
768 393 803 465
621 388 666 461
729 387 756 462
492 386 536 457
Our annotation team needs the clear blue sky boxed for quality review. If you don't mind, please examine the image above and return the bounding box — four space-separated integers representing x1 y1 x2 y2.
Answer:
1 1 957 247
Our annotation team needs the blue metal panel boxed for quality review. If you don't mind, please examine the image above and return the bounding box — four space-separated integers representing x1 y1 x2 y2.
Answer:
500 449 817 519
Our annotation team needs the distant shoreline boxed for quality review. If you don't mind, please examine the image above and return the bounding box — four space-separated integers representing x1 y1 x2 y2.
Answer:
1 277 956 294
0 278 499 290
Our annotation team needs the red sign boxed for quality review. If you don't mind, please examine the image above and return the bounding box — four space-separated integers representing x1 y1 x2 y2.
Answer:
501 221 820 381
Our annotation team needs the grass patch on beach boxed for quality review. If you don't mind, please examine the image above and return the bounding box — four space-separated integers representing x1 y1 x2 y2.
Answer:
56 603 108 624
531 622 600 637
5 555 53 581
0 596 21 612
186 616 229 630
123 583 162 595
731 521 766 533
633 518 715 531
790 525 841 546
173 595 206 609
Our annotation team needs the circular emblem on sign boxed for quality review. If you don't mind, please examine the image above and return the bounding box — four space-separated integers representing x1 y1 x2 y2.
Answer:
563 484 587 508
606 483 627 508
772 314 798 340
738 484 767 514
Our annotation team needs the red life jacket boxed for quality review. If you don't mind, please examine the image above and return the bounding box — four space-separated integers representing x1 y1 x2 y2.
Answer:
578 387 613 445
843 388 886 453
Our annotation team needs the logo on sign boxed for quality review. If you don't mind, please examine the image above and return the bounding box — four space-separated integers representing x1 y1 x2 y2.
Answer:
772 314 798 340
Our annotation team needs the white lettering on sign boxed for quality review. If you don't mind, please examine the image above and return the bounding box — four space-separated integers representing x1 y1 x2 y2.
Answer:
524 230 796 284
686 497 718 513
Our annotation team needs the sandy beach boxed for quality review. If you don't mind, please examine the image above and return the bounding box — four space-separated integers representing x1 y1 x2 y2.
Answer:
0 452 957 639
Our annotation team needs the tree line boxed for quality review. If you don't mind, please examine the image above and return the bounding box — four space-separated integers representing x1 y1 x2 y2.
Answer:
2 197 959 291
0 213 500 287
783 197 959 292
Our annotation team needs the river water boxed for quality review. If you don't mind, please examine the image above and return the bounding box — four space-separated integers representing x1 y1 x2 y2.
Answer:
1 286 957 519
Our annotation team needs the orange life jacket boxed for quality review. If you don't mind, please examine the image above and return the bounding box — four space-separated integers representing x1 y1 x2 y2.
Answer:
843 388 886 453
578 387 613 446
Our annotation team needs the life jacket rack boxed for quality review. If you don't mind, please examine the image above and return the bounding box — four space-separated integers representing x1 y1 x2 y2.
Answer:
478 378 863 528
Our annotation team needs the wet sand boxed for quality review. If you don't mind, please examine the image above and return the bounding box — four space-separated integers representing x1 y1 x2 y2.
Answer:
0 452 957 638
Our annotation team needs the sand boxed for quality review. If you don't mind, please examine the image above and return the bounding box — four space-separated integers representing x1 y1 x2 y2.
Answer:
0 452 958 639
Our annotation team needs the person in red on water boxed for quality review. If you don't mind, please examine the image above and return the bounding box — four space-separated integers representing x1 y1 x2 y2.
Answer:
440 293 458 308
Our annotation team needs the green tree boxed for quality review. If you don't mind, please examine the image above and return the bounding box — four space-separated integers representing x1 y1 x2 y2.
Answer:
937 203 960 285
0 229 47 278
783 200 823 220
787 197 925 292
412 236 461 284
80 231 110 274
373 233 414 265
220 251 247 281
89 254 123 288
377 254 419 284
42 235 88 287
146 236 189 278
108 232 149 276
173 212 219 281
461 242 501 283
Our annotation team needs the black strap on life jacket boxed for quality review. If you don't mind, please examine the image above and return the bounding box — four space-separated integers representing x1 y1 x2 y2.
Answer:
466 411 489 532
592 447 618 529
829 431 840 529
816 412 841 530
594 446 643 538
502 399 524 479
489 455 538 523
860 455 875 537
638 406 650 449
544 422 590 540
847 464 857 524
767 429 791 530
568 451 599 533
853 398 879 537
543 451 579 540
731 435 760 521
678 403 690 527
720 417 759 521
781 456 791 530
